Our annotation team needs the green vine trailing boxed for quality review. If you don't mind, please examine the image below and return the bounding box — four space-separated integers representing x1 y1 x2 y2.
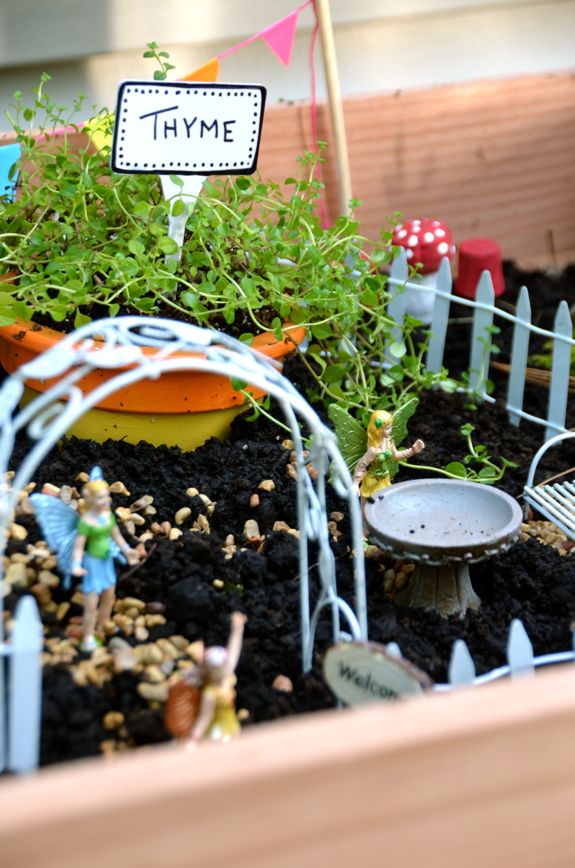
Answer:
401 423 517 484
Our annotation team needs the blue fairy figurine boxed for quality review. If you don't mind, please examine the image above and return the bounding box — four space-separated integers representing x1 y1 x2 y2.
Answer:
31 466 140 651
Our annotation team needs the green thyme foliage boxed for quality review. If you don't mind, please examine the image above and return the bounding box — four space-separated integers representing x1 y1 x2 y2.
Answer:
143 42 176 81
0 60 470 424
529 337 575 375
0 79 390 343
402 422 517 484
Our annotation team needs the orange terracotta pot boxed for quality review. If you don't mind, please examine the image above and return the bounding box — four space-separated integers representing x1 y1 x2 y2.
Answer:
0 316 306 448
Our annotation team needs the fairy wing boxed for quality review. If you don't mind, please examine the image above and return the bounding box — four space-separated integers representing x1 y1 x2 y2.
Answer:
391 397 419 447
164 679 202 740
328 403 367 474
29 493 78 589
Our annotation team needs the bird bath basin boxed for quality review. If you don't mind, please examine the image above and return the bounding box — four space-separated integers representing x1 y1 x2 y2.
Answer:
364 479 523 617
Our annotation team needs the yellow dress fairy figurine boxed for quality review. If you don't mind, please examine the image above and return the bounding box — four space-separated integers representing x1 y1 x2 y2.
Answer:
329 398 425 498
165 612 247 743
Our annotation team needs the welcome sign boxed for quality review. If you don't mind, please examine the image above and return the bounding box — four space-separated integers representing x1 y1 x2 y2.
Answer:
111 81 266 176
323 642 432 706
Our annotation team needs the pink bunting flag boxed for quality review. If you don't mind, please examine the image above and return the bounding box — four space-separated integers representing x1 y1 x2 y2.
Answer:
218 0 311 66
260 9 300 66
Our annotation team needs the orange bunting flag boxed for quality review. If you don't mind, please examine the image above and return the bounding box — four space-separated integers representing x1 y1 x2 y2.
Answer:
181 57 220 83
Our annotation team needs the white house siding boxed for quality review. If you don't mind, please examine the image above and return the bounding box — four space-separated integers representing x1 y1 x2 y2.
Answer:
0 0 574 128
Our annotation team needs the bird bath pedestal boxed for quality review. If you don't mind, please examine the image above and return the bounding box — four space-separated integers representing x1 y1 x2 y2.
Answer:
364 479 523 617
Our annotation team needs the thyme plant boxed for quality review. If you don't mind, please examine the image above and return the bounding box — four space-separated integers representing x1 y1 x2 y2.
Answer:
0 53 472 435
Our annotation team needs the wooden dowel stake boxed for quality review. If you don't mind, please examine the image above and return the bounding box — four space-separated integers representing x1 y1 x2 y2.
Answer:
314 0 353 216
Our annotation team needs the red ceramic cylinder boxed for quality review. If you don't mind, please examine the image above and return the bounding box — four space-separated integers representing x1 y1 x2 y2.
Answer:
456 237 505 299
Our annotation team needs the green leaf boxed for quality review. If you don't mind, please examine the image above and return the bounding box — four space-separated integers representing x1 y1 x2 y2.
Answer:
49 306 68 323
181 291 197 308
134 298 155 312
359 288 378 307
445 462 467 478
478 468 498 481
438 378 459 394
157 236 179 254
128 238 145 256
153 70 167 81
310 322 333 340
324 363 347 384
238 333 255 345
133 201 151 219
388 340 406 359
171 199 185 217
230 376 248 391
74 311 92 328
169 174 184 188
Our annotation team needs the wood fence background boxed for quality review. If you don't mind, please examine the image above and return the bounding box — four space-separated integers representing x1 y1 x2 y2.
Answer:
257 71 575 267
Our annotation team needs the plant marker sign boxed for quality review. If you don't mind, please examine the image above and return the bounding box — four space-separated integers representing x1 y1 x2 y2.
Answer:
323 642 432 706
111 81 266 175
111 80 266 259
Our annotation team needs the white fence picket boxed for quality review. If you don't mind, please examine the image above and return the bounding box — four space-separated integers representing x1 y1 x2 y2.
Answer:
8 595 43 773
507 286 532 426
426 257 453 374
385 247 408 364
0 640 4 773
546 300 572 441
386 252 574 444
386 642 402 658
468 271 496 396
507 619 534 678
448 639 476 686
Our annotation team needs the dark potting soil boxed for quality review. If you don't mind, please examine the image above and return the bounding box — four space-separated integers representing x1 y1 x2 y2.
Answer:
3 261 575 768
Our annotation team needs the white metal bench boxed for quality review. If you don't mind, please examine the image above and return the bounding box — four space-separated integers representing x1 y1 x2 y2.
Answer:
524 432 575 540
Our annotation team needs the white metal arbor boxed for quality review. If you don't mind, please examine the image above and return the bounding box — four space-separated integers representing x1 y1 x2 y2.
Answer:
0 316 368 673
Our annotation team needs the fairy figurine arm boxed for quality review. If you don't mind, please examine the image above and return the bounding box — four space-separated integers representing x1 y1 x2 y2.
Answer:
110 523 140 565
223 611 247 678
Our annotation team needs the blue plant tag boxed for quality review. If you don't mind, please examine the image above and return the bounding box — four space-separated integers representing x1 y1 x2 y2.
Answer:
0 143 21 201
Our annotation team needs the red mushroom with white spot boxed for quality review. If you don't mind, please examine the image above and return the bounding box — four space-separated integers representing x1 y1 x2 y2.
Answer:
391 219 456 322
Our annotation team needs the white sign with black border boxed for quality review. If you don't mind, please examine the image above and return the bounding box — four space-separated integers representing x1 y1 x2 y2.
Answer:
112 81 266 176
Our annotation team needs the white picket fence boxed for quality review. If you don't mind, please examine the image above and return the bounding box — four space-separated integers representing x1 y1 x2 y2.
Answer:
0 595 43 773
386 249 575 442
387 618 575 692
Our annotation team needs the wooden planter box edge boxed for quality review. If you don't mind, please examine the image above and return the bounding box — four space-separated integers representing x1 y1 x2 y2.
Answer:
2 664 575 867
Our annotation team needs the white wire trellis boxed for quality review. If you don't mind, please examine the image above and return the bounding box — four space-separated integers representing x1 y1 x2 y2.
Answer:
0 316 368 672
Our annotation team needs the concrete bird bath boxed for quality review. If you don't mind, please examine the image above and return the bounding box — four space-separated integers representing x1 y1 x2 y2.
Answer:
364 479 523 617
